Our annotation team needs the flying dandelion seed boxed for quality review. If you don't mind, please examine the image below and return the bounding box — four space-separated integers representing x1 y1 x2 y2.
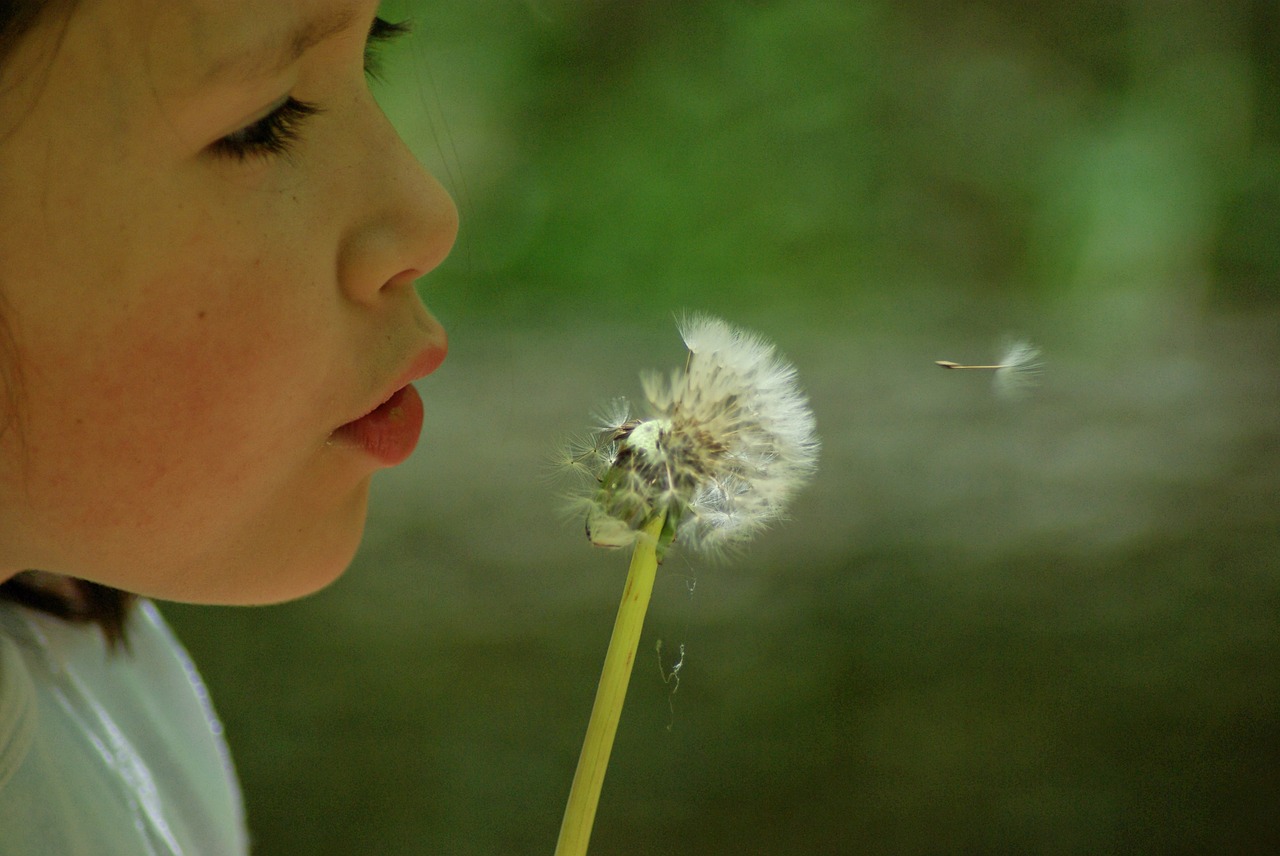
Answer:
554 315 819 856
565 313 820 556
936 338 1043 399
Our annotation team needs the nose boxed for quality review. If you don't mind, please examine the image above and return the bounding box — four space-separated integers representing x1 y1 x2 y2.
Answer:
338 103 459 305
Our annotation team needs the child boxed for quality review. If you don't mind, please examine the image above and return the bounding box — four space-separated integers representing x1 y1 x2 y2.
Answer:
0 1 457 852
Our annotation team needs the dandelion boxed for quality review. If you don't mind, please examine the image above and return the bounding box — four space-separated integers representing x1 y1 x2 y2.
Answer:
554 314 818 856
936 338 1043 399
564 314 819 555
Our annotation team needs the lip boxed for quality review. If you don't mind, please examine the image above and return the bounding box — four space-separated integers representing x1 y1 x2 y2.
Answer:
330 340 448 467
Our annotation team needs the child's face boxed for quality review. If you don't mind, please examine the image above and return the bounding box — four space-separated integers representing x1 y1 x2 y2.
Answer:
0 0 457 603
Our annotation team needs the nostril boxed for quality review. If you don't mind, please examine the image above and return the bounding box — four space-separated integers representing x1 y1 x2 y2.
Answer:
381 268 425 291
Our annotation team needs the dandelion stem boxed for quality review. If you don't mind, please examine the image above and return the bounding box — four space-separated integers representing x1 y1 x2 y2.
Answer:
555 513 667 856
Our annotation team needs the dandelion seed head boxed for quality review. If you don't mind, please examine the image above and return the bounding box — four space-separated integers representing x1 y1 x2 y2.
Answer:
566 314 819 555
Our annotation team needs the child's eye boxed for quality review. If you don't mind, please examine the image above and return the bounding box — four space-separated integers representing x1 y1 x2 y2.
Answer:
209 97 320 161
208 18 410 162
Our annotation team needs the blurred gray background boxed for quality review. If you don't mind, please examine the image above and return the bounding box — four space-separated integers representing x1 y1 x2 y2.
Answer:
166 1 1280 853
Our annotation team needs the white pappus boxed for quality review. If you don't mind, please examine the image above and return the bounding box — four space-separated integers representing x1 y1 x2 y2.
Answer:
563 314 819 555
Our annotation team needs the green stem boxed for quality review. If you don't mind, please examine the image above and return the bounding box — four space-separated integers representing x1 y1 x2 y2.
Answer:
554 513 667 856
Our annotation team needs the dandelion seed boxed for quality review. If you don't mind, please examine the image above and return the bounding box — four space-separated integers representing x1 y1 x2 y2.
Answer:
936 338 1043 399
570 313 820 557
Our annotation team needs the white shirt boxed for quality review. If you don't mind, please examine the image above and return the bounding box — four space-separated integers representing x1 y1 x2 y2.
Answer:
0 599 248 855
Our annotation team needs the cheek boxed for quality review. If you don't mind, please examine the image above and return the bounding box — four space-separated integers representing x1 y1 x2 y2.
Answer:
24 259 339 526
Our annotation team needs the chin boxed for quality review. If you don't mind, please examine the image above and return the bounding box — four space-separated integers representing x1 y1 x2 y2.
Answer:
255 538 363 605
150 480 373 606
232 494 371 606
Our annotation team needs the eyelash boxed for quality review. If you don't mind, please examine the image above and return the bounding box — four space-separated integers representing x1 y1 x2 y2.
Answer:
209 17 411 162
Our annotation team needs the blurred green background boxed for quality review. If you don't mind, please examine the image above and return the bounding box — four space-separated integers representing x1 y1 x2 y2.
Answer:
166 1 1280 853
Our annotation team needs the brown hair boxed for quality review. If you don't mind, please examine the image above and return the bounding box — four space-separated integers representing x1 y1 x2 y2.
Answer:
0 0 135 646
0 575 135 645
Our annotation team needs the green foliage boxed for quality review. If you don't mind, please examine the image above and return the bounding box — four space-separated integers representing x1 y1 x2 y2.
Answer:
380 0 1279 325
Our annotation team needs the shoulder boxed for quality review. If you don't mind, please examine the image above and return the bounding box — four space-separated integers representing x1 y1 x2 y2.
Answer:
0 599 249 855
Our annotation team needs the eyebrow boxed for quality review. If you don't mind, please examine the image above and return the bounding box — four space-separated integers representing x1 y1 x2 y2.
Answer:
203 4 361 84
